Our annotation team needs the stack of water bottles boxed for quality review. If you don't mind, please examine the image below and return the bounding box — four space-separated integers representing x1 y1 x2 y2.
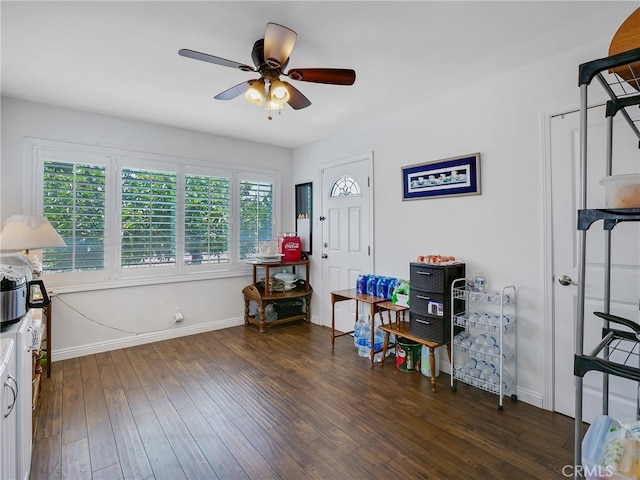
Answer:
453 329 514 394
352 274 404 361
355 273 401 299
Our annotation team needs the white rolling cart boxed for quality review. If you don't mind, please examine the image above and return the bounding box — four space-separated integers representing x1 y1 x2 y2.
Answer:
450 279 517 410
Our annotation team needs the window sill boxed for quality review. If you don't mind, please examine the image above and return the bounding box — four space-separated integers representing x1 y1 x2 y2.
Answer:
43 267 253 294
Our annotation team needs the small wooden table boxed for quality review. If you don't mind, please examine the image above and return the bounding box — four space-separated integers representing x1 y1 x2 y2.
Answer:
375 300 408 328
330 289 389 365
378 321 450 393
243 260 312 333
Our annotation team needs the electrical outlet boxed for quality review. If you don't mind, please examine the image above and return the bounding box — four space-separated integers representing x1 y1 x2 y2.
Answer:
175 306 184 322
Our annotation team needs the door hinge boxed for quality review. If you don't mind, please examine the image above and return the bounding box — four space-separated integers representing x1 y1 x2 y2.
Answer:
368 246 370 256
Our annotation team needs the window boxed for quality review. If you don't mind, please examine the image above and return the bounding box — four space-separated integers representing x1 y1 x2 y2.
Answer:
42 159 107 273
239 178 273 261
29 140 279 288
330 174 361 197
184 174 230 265
121 167 177 269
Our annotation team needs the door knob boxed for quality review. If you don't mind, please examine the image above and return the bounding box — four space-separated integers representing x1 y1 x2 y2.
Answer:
558 275 577 286
321 254 328 259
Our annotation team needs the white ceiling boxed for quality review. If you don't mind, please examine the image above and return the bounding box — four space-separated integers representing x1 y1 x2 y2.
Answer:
2 1 637 149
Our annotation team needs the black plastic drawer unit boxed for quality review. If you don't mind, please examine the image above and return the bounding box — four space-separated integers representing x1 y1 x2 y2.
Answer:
408 262 465 343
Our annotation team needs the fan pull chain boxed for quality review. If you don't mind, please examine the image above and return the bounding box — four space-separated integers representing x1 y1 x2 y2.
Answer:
267 106 282 121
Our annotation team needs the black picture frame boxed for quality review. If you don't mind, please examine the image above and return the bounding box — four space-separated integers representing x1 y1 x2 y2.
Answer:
402 153 481 200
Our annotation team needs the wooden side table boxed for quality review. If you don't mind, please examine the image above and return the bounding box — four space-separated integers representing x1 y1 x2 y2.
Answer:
378 321 450 393
373 301 408 357
243 260 312 333
330 289 389 365
242 285 312 333
375 300 408 328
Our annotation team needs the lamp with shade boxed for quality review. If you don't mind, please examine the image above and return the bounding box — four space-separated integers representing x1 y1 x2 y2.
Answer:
0 214 66 255
0 215 62 380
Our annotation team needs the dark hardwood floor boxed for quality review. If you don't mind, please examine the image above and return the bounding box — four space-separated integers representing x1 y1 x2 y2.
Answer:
31 322 577 479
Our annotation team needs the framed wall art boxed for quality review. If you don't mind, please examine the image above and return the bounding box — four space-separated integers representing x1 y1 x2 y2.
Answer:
401 153 481 200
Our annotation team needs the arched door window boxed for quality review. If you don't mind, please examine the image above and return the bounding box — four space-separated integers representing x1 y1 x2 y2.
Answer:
330 175 361 197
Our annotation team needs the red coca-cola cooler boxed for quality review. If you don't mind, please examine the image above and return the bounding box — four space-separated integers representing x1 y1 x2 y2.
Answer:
280 232 301 262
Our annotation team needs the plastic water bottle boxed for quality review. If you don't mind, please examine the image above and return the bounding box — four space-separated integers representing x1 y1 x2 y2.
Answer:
501 345 514 361
372 328 385 362
480 363 496 380
420 345 440 376
474 273 487 292
386 278 397 300
376 277 388 298
358 336 370 357
353 317 365 348
358 319 371 357
453 331 468 345
366 275 377 296
356 274 366 293
502 314 515 333
501 374 513 394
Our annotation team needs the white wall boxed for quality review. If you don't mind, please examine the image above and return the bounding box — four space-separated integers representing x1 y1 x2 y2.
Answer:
0 32 619 407
292 37 615 407
1 97 293 358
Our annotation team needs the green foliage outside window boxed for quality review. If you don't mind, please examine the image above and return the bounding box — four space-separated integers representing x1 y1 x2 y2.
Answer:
40 156 275 276
239 180 273 260
43 161 106 272
121 168 177 268
184 174 230 264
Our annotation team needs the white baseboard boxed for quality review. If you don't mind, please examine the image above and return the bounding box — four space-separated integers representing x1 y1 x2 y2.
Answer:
52 317 245 361
513 385 543 409
439 361 543 409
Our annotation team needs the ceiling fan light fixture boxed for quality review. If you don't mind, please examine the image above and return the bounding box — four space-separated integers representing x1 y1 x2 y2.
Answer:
180 22 355 116
267 99 284 111
245 80 265 106
269 79 290 105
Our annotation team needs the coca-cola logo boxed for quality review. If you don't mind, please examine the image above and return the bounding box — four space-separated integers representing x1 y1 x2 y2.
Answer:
284 241 300 250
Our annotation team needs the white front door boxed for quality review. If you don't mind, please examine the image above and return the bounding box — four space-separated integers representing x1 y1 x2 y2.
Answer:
320 153 373 333
551 107 640 422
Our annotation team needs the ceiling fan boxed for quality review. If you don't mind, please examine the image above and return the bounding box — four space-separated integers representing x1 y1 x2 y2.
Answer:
179 22 356 119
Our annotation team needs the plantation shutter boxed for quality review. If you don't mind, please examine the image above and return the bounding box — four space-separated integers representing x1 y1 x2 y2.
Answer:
42 160 106 273
184 174 230 265
121 167 177 269
238 179 273 260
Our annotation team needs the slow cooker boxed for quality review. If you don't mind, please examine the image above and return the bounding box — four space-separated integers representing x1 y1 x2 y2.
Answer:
0 254 50 328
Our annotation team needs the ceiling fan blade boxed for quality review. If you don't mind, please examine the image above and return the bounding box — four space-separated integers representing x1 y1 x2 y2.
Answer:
287 68 356 85
179 49 255 72
214 81 252 100
283 82 311 110
263 23 297 68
